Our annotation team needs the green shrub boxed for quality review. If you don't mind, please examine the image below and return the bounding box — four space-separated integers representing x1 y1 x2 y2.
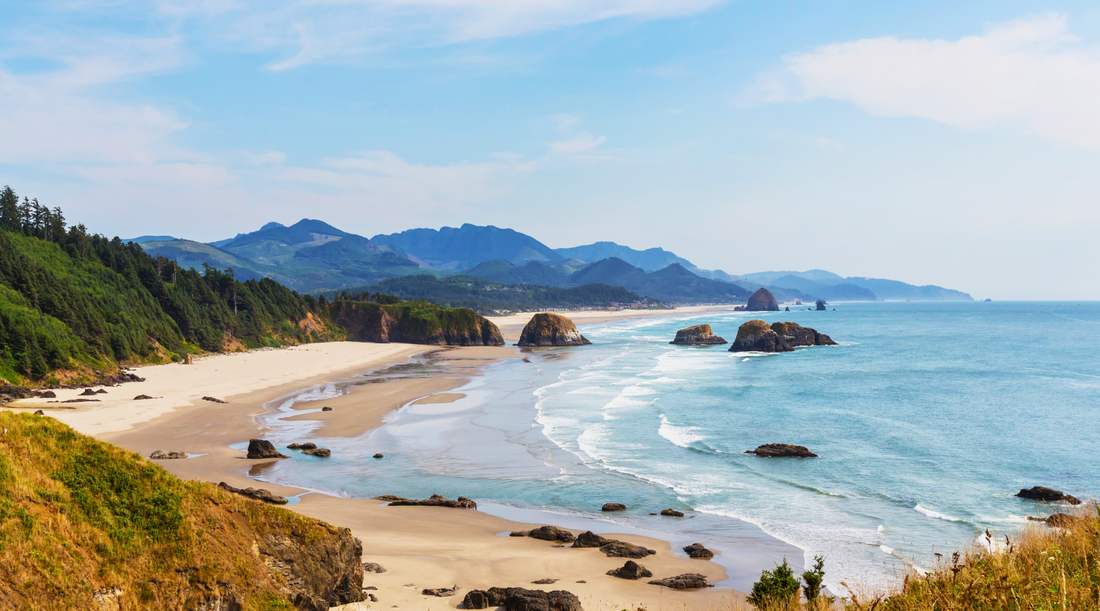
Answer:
748 558 800 609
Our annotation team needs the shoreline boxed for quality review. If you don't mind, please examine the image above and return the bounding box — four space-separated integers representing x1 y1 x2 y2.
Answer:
4 307 773 609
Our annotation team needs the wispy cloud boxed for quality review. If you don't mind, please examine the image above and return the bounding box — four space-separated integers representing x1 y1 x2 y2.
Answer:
754 14 1100 151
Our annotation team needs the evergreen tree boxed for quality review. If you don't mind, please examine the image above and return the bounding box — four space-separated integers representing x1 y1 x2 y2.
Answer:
0 186 18 231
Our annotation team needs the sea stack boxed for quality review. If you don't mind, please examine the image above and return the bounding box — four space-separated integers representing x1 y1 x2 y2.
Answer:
517 313 592 347
746 288 780 312
670 324 727 345
816 299 827 311
769 322 837 347
729 320 792 353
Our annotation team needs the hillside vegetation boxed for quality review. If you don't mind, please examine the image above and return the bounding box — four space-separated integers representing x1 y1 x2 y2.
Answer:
0 187 339 385
0 411 364 610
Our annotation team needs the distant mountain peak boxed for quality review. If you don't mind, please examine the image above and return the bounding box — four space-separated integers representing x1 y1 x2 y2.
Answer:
260 222 285 231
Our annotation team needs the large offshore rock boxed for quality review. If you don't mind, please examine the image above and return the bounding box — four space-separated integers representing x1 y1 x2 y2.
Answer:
729 320 792 353
745 288 780 312
247 438 287 459
769 322 837 347
1017 486 1081 505
669 324 727 345
746 444 818 458
517 313 591 347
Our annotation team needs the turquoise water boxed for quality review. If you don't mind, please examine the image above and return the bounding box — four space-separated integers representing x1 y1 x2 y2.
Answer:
251 302 1099 594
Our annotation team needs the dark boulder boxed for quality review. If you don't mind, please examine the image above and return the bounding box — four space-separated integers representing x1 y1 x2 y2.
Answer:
669 324 727 345
601 503 626 512
1017 487 1081 505
95 389 107 394
422 586 458 597
33 410 45 416
373 453 384 459
531 578 558 585
785 306 790 311
303 448 331 458
746 288 780 312
660 509 684 517
80 388 97 396
363 562 387 574
517 313 591 347
40 391 56 398
607 560 652 580
599 540 656 559
648 573 711 590
816 299 827 311
729 320 792 353
528 525 576 543
218 482 289 505
746 444 817 458
202 396 228 404
683 543 714 559
149 450 187 459
246 438 288 459
321 406 334 412
571 531 610 548
133 394 155 400
463 588 582 611
287 442 317 450
1045 513 1083 528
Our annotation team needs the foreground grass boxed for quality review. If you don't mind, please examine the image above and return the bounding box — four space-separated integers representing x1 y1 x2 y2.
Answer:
0 411 352 610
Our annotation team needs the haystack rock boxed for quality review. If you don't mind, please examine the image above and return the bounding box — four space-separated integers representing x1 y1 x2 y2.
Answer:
729 320 792 353
517 313 591 347
745 288 780 312
247 438 287 459
816 299 827 311
669 324 727 345
768 322 837 347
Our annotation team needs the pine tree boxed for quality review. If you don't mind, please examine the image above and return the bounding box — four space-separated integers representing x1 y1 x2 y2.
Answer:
0 186 18 231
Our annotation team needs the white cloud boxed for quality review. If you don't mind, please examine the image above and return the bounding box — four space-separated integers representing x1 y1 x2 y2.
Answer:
550 134 607 154
761 14 1100 151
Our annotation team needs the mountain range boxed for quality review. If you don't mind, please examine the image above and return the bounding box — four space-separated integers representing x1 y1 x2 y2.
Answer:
133 221 972 305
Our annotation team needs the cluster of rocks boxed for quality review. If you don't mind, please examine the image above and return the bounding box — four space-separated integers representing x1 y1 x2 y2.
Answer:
202 396 228 404
149 450 187 460
385 494 477 509
80 388 108 396
683 543 714 559
729 320 836 353
284 441 332 457
746 444 818 458
669 324 727 345
218 481 289 505
517 313 592 347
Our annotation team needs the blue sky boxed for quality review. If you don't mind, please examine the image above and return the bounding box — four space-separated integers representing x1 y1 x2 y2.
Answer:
1 0 1099 299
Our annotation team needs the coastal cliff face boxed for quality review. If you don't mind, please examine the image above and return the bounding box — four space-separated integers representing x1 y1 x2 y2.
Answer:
517 313 592 347
0 412 364 611
745 288 780 312
730 320 836 352
670 324 727 345
332 301 504 346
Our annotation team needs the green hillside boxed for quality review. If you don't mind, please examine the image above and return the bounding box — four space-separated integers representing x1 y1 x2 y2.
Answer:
328 275 660 313
0 187 339 385
0 411 364 610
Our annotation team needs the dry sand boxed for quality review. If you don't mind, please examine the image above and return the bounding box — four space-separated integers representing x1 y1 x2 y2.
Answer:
4 309 751 609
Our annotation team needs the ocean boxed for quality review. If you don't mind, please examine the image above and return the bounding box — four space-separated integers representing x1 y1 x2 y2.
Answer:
248 301 1099 594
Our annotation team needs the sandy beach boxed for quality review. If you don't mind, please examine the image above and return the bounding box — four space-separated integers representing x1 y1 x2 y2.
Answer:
5 307 753 610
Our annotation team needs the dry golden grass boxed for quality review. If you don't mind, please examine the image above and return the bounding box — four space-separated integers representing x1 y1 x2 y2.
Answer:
0 411 352 610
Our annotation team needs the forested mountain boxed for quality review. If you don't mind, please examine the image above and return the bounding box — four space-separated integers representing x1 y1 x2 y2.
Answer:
371 224 564 269
0 187 339 385
567 259 751 305
140 219 423 292
554 242 693 272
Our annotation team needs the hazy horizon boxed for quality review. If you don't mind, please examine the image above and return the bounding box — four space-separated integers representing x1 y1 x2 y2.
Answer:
2 1 1098 300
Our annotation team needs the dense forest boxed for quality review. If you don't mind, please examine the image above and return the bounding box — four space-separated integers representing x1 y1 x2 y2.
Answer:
0 186 339 385
329 274 664 313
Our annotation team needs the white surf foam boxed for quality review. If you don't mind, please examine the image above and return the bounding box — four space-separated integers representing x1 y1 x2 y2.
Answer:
657 414 705 447
915 504 962 522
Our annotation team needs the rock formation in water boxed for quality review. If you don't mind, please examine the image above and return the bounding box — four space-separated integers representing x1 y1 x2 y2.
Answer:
746 444 818 458
386 494 477 508
729 320 836 352
602 502 626 512
669 324 727 345
333 301 505 346
768 322 837 347
303 447 331 457
517 313 592 347
816 299 827 311
1017 486 1081 505
660 508 685 517
247 438 287 459
683 543 714 559
746 288 780 312
729 320 792 353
